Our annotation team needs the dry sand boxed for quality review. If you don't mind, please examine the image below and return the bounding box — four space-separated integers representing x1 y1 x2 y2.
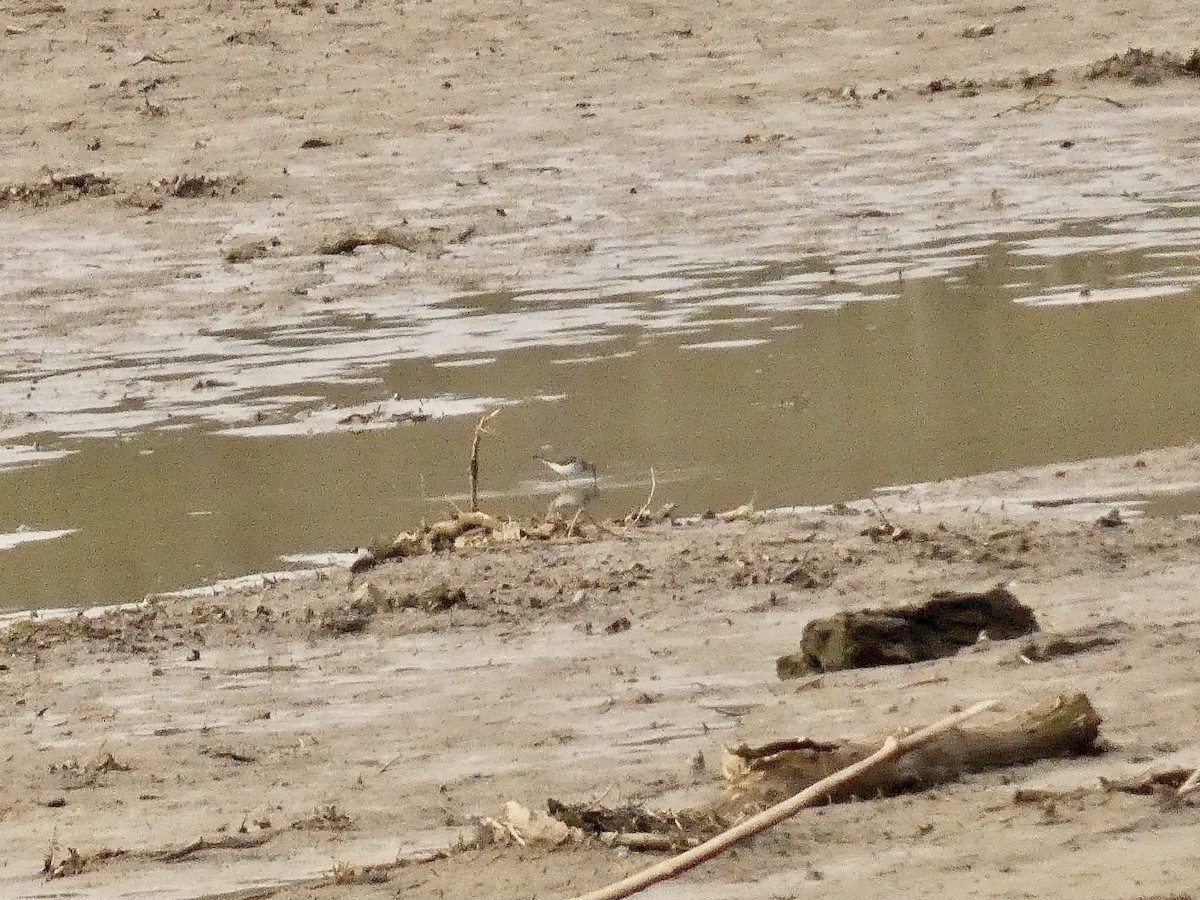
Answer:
5 0 1200 896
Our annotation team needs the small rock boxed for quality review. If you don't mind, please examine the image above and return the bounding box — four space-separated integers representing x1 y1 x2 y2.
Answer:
961 23 995 38
604 616 631 635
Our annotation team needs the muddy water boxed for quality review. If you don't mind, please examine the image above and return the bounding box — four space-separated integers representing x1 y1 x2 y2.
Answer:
5 216 1200 610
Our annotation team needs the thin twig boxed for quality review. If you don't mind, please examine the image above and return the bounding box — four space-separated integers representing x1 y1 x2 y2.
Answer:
468 409 500 512
566 698 1000 900
132 52 188 65
994 92 1126 117
378 753 405 774
629 468 656 525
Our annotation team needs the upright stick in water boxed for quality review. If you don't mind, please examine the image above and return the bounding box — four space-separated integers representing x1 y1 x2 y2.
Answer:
469 409 501 512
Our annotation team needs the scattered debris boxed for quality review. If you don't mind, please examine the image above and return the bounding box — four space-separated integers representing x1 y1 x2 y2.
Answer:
776 585 1037 677
861 521 911 541
1101 767 1193 796
0 172 113 206
459 801 583 849
331 861 390 884
292 804 353 831
920 77 985 97
348 510 589 575
460 700 1102 900
153 173 243 198
570 700 1004 900
548 799 723 850
44 847 126 879
200 746 257 763
320 582 468 628
1086 47 1200 84
51 752 132 790
336 405 429 428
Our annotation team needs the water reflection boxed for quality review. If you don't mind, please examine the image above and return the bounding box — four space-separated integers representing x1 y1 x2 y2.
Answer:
5 217 1200 609
548 485 600 517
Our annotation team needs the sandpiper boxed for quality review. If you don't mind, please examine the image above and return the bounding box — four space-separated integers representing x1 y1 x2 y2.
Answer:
534 453 598 482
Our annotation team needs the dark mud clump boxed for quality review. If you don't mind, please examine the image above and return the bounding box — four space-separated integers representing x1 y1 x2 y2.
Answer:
776 585 1038 677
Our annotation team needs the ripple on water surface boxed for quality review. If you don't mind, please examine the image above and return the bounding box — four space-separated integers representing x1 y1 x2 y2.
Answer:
5 210 1200 609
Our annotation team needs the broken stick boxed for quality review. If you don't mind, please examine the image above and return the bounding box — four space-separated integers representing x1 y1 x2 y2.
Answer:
1177 763 1200 799
627 467 656 526
468 409 500 512
567 699 999 900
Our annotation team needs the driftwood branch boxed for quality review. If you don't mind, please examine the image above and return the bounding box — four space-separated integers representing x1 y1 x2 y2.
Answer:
566 699 999 900
468 409 500 512
722 692 1100 811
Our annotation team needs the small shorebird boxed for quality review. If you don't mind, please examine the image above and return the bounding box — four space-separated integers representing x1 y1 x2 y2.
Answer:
534 453 598 482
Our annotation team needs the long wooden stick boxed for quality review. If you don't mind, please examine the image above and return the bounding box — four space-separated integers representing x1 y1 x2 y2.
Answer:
468 409 500 512
567 698 1000 900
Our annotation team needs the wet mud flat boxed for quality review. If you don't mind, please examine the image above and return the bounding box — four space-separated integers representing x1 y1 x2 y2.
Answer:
7 0 1200 612
4 445 1200 899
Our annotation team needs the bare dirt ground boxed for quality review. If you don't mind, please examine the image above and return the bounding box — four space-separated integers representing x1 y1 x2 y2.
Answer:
6 0 1200 896
5 443 1200 899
